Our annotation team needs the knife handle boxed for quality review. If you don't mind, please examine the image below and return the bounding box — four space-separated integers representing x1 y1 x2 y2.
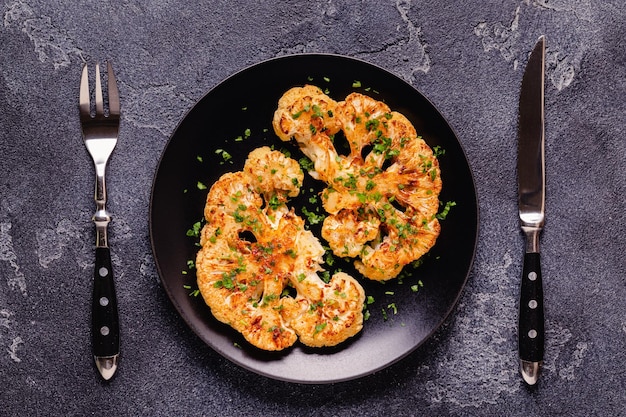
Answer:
92 247 120 358
518 252 544 362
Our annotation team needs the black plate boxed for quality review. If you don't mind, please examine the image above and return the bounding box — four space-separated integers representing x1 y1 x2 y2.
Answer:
150 54 478 383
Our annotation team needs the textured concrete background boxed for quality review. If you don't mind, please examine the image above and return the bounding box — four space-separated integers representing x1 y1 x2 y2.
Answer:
1 1 625 416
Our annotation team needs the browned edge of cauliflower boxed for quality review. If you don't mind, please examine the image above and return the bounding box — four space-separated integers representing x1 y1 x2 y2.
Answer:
272 85 442 281
195 146 366 351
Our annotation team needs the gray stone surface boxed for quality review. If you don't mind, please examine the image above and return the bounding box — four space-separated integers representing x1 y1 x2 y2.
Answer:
1 0 625 416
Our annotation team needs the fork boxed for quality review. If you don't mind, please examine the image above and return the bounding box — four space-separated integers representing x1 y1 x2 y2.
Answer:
79 62 120 380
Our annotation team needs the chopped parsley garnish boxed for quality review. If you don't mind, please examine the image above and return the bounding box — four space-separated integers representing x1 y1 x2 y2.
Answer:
436 201 457 220
313 322 327 335
268 194 283 210
433 145 446 158
186 221 202 237
215 149 233 164
363 309 371 321
365 118 380 131
183 285 200 297
411 280 424 292
301 206 325 225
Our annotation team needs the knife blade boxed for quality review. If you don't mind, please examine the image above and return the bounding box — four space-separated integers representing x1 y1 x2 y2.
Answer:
517 35 546 386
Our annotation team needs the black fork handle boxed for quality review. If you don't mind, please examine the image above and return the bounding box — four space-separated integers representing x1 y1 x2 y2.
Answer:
92 247 119 358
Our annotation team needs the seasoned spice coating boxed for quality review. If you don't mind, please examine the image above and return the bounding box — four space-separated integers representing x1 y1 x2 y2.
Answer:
273 85 442 280
196 147 365 351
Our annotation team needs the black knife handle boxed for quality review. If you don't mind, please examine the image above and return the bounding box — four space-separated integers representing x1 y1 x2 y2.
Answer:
92 247 120 357
518 252 544 362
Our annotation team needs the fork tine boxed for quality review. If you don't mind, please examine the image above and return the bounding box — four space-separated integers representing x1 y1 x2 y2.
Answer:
95 63 104 116
79 64 90 119
107 62 120 117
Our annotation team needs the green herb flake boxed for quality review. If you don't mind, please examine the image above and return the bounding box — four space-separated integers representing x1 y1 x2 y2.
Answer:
325 252 335 266
313 322 327 335
299 157 314 171
433 145 446 158
301 206 325 225
436 201 457 220
186 221 202 237
268 194 283 210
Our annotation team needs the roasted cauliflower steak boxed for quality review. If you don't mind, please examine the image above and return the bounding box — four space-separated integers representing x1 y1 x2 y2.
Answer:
196 146 365 351
273 85 442 281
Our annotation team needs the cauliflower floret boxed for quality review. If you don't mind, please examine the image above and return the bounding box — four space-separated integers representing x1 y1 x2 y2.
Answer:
281 271 365 347
272 85 342 182
273 86 442 281
196 146 365 351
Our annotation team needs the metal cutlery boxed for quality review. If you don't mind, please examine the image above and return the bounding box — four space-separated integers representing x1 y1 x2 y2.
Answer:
79 62 121 380
517 36 546 386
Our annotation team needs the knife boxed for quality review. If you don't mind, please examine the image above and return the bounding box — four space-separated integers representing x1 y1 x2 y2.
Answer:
517 36 546 385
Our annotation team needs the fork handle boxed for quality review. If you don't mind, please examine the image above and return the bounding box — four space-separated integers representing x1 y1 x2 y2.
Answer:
92 247 119 376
